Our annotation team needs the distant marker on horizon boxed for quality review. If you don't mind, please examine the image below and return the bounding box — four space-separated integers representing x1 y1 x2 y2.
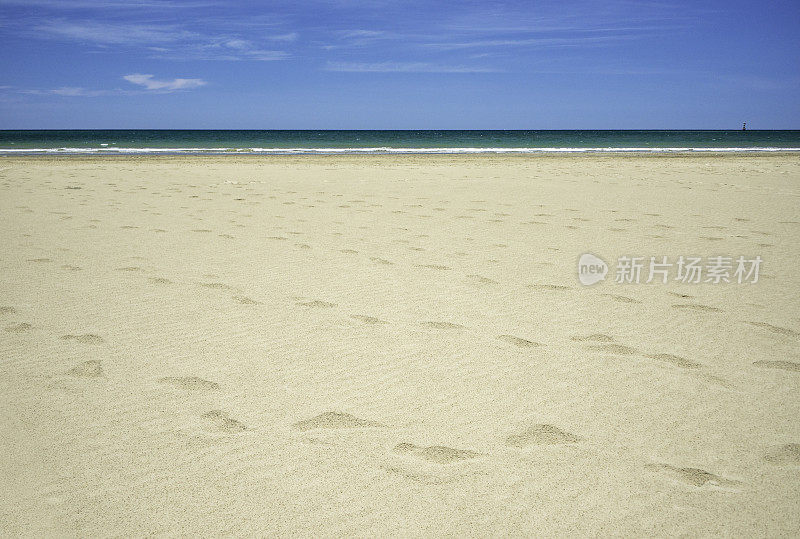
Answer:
742 122 747 131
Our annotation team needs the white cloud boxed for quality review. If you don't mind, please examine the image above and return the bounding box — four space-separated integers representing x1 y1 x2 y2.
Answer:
5 76 206 97
30 20 292 61
203 38 289 60
50 86 109 97
35 20 194 45
325 61 499 73
13 86 117 97
340 29 384 39
321 29 395 49
269 32 298 42
123 73 206 91
223 39 250 50
424 35 639 51
0 0 211 8
242 50 288 61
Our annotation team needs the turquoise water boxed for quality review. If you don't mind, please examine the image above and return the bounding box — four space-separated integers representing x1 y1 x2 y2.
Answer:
1 130 799 154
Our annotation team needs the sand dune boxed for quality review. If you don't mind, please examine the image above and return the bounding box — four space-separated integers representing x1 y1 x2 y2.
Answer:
1 154 799 536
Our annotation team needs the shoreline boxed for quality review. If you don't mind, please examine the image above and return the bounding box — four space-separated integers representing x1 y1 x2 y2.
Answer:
4 151 800 163
2 148 800 156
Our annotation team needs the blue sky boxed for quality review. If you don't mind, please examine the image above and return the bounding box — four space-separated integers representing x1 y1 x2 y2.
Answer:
1 0 798 128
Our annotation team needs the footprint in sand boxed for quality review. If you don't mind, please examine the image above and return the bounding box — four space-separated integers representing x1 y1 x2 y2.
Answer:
378 465 462 485
61 264 82 271
61 334 104 344
0 306 17 315
393 443 479 464
753 360 800 372
529 284 572 292
672 304 722 313
763 443 800 465
370 257 394 265
200 410 247 434
744 322 799 338
603 294 640 304
351 315 388 325
149 277 172 284
497 335 542 348
415 264 451 270
292 411 386 431
5 322 32 333
668 292 695 299
116 266 144 272
587 343 639 355
158 376 220 391
67 360 104 378
200 282 234 290
421 321 465 330
645 463 741 488
28 258 51 263
297 300 337 308
504 424 581 447
571 334 614 343
645 353 702 368
466 274 497 285
233 295 260 305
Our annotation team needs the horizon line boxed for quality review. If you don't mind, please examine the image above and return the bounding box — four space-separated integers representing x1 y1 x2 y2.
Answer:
2 128 798 131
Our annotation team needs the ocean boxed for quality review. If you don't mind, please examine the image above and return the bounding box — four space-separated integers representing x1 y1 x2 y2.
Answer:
1 130 799 154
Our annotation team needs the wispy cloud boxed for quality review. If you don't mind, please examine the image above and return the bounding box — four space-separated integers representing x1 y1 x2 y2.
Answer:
162 38 290 61
320 29 416 50
12 85 120 97
325 61 499 73
340 29 384 39
270 32 298 42
30 19 292 61
0 0 212 8
1 74 207 97
316 2 689 54
34 20 195 45
423 34 641 51
50 86 112 97
123 74 206 91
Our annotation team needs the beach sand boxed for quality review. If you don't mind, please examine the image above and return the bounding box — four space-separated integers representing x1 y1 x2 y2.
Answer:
1 154 799 536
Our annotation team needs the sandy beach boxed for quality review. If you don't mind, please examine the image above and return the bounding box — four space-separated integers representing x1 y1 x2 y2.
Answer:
1 154 798 536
